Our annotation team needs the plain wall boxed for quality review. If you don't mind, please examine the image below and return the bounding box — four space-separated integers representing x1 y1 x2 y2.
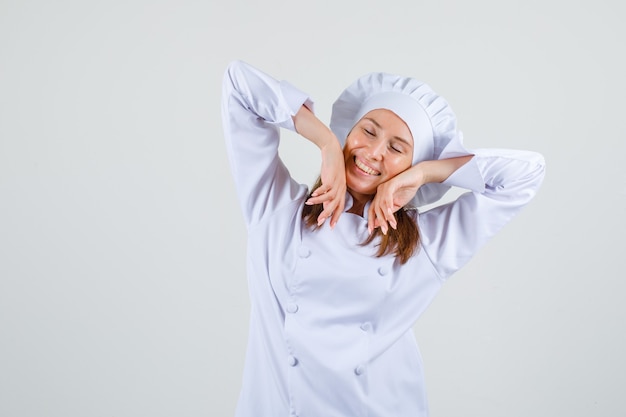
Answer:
1 0 624 416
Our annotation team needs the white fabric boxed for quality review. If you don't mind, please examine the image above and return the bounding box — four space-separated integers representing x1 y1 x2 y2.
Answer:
222 60 546 417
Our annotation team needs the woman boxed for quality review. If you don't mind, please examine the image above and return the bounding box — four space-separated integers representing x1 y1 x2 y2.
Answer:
221 60 545 417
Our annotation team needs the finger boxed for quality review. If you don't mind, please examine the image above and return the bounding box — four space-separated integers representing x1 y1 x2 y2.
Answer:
317 201 333 226
384 202 397 230
374 204 388 235
311 183 331 197
330 195 345 229
389 212 397 230
374 190 397 230
320 197 341 222
306 191 336 206
320 188 345 227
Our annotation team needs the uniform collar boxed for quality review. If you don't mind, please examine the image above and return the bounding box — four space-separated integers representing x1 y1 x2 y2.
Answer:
343 192 373 221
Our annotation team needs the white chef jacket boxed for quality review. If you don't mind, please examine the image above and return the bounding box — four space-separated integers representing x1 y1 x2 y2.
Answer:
221 60 545 417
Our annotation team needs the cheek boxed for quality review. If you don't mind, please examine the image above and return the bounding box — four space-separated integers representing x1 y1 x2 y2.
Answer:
342 144 352 162
344 134 366 153
342 137 356 157
388 157 412 176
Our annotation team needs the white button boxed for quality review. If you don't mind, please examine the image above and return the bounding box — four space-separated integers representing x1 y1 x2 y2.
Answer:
286 303 299 313
287 355 298 366
360 322 372 332
377 266 389 276
354 364 365 375
298 246 311 258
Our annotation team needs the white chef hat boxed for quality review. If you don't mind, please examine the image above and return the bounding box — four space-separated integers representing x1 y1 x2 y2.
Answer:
329 71 470 207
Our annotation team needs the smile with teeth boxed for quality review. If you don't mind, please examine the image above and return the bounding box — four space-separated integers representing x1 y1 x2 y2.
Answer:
354 157 380 176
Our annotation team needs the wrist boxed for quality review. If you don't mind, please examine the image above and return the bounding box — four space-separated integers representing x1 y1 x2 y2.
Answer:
408 163 428 187
414 156 473 185
293 105 338 150
319 134 341 152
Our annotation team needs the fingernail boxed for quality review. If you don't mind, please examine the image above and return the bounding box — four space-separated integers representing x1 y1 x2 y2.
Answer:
305 199 313 205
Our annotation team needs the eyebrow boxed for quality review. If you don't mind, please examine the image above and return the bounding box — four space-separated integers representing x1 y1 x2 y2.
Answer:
363 117 412 146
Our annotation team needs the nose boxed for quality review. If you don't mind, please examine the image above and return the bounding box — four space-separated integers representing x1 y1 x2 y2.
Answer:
366 139 386 160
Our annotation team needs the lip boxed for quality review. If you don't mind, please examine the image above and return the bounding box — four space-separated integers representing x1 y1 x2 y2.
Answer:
353 156 381 176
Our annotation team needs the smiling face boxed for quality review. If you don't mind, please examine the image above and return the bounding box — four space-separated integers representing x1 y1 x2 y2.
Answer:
343 108 414 205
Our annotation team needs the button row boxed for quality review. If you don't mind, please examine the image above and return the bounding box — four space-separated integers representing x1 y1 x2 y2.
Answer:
298 247 389 276
286 302 372 334
287 354 365 376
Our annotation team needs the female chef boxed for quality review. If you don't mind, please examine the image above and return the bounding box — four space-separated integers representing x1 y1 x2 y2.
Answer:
221 60 545 417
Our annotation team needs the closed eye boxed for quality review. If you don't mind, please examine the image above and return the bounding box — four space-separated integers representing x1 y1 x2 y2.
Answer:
363 128 374 136
390 143 403 153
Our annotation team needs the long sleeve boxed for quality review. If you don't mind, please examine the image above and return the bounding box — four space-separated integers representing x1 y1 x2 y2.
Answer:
221 60 314 227
417 148 546 280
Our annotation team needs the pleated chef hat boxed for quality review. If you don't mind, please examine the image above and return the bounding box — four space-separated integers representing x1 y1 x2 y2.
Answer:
330 72 470 207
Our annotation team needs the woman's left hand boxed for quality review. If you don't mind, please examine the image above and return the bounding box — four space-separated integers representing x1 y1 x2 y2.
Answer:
367 165 423 235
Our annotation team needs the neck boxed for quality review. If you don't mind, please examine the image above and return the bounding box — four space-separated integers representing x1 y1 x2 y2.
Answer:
346 190 372 216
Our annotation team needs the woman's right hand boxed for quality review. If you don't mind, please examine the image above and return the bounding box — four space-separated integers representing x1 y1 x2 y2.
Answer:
306 140 346 228
293 105 346 228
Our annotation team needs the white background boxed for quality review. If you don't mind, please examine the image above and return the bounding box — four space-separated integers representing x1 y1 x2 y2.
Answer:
1 0 624 416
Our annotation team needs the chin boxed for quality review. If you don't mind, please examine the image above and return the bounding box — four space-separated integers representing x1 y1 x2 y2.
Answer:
346 180 377 198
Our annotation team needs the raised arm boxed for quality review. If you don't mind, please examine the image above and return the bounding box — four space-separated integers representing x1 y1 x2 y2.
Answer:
417 149 546 280
221 60 313 227
222 60 348 228
367 155 474 234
